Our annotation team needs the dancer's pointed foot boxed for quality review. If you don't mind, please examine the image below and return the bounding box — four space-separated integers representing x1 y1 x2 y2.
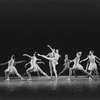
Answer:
5 78 10 81
28 78 32 81
67 77 71 81
89 77 93 81
21 78 25 81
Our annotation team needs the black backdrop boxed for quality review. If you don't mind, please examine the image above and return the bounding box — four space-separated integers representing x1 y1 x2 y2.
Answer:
0 0 100 76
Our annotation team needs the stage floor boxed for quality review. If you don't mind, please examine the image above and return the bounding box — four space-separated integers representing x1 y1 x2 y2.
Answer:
0 76 100 100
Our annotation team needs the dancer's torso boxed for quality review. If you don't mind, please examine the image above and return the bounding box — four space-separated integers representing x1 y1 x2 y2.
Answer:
8 59 15 69
54 53 60 61
74 57 80 65
30 57 38 68
88 55 96 63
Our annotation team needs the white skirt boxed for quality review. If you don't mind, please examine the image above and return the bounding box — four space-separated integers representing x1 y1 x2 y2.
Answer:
5 66 17 74
52 60 58 65
72 63 84 70
88 63 97 71
29 64 39 72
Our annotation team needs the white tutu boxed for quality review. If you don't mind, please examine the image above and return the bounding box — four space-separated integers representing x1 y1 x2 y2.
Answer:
88 63 97 71
29 64 39 72
52 60 58 65
72 63 84 70
5 66 17 74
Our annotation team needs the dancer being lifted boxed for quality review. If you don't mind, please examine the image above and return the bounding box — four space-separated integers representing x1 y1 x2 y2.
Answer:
58 54 77 77
67 52 94 80
80 50 100 78
47 45 61 78
38 47 61 79
0 55 25 81
23 52 50 80
47 45 61 77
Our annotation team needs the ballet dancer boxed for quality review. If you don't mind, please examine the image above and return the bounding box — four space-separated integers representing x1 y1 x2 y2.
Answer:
80 50 100 78
85 59 100 77
38 53 58 79
58 54 77 77
46 47 55 77
67 52 94 80
23 52 50 80
55 49 61 61
44 45 61 78
0 55 25 81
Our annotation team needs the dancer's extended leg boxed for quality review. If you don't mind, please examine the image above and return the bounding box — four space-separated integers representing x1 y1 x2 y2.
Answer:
38 67 50 79
52 63 57 79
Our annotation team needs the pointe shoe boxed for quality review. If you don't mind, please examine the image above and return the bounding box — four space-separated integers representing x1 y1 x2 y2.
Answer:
67 77 71 81
5 78 10 81
89 77 93 81
28 78 32 81
21 78 25 81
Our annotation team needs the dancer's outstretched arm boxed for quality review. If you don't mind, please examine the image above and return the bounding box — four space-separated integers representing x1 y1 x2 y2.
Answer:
23 54 32 58
96 56 100 61
80 57 88 63
37 61 45 64
47 45 53 51
15 60 25 65
46 53 51 57
95 59 100 65
37 58 42 61
0 62 8 65
24 62 30 68
69 59 74 63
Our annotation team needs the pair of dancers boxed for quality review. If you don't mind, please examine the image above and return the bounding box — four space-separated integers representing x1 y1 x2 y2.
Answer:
59 50 100 80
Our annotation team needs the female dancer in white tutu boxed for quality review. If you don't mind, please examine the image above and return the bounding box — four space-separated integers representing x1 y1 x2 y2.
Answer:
23 52 50 80
0 55 25 81
80 50 100 78
67 52 94 80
